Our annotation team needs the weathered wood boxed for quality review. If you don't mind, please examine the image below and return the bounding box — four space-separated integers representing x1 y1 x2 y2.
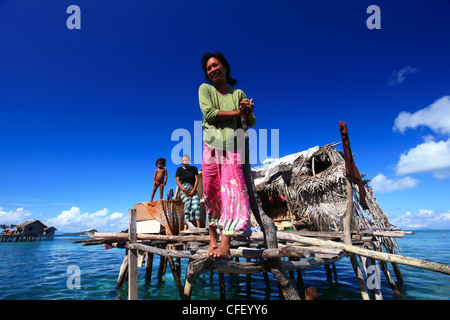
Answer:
182 259 194 300
168 256 184 298
127 243 195 259
378 259 403 299
219 272 226 300
128 209 138 300
344 179 370 300
360 256 382 300
184 254 344 278
196 246 310 259
116 250 129 290
127 242 310 260
294 229 409 239
241 116 300 300
93 232 211 242
144 252 153 284
251 232 450 275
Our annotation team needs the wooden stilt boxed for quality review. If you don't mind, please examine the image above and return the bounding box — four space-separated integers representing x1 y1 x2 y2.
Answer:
144 252 153 284
360 256 382 300
261 258 271 290
331 263 338 281
168 256 184 298
392 262 404 284
219 272 226 300
182 259 193 300
344 179 370 300
378 259 404 299
324 264 332 282
157 254 167 279
116 250 129 290
241 116 300 300
128 209 138 300
246 258 252 295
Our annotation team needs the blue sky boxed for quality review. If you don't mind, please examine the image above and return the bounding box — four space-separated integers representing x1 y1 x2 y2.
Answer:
1 0 449 232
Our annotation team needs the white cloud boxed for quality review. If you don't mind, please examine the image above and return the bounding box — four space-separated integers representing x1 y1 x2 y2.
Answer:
388 65 418 86
46 207 127 233
393 96 450 135
418 209 434 217
1 206 127 233
371 173 419 194
389 208 450 230
395 138 450 179
392 96 450 179
0 207 33 225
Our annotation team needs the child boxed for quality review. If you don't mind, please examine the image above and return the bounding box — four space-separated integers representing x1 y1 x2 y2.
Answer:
151 158 167 202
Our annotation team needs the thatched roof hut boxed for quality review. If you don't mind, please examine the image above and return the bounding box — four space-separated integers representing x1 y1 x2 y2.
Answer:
252 143 397 252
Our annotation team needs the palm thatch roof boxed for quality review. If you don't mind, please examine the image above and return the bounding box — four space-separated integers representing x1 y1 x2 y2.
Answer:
252 143 397 252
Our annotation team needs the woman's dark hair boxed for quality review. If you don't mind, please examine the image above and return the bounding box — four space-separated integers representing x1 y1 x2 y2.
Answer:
201 52 237 86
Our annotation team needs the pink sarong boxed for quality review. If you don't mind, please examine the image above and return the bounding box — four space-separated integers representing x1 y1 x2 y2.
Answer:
202 143 251 238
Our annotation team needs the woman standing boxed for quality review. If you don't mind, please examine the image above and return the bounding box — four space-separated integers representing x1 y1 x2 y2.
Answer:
176 154 201 228
199 52 257 259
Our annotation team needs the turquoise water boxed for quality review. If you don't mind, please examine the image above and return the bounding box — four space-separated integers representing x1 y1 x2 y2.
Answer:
0 231 449 300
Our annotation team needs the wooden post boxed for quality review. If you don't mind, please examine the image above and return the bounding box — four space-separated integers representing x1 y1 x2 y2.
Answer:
168 257 184 298
144 252 153 284
378 259 404 299
219 272 226 300
246 258 252 295
128 209 138 300
116 250 129 290
241 116 300 300
392 262 404 284
360 256 382 300
182 259 193 300
344 179 370 300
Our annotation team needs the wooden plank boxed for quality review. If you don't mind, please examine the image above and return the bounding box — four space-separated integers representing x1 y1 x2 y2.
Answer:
128 209 138 300
93 232 210 242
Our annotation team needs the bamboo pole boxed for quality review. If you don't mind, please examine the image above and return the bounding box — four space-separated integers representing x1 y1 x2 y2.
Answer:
128 209 138 300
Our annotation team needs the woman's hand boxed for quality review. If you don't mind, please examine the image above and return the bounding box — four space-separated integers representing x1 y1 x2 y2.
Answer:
239 98 254 114
239 98 254 123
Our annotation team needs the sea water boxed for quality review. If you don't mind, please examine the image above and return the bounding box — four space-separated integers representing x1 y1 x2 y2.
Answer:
0 231 448 300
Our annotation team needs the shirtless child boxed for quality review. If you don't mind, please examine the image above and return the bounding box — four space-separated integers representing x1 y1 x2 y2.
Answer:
151 158 167 202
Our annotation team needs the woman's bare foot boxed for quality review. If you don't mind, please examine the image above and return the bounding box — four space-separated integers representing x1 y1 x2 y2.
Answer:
205 235 231 260
205 226 219 254
209 242 231 260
